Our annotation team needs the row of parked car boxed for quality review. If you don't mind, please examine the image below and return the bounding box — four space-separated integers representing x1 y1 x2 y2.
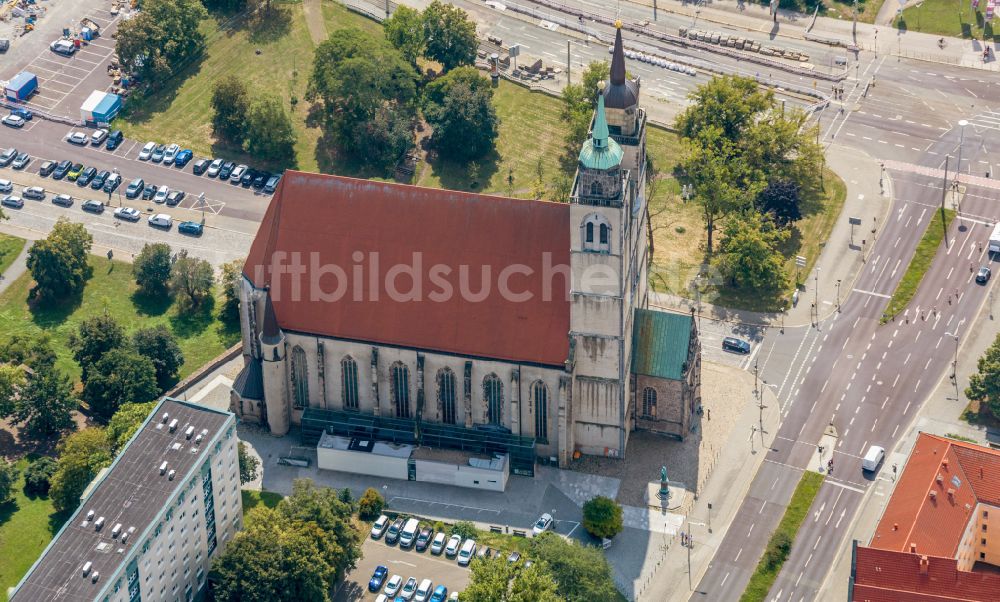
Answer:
369 568 455 602
135 140 281 193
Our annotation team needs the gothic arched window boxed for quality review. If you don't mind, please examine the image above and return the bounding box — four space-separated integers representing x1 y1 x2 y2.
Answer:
391 362 411 418
642 387 657 419
484 374 503 425
533 381 549 443
291 346 309 409
341 356 359 410
581 214 612 253
590 180 603 197
438 368 457 424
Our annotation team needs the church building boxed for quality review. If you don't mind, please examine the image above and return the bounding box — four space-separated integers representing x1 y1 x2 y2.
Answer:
232 26 701 468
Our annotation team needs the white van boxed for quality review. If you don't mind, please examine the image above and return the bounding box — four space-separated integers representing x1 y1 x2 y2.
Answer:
398 518 420 548
414 579 433 602
457 538 477 566
862 445 885 472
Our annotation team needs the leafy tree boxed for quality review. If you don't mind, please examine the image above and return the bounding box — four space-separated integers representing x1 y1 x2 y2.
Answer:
0 332 57 371
421 0 477 72
463 557 560 602
582 495 623 539
278 479 361 578
169 250 215 309
238 441 260 485
106 401 157 454
132 326 184 390
0 459 17 504
133 242 173 296
757 179 802 226
23 456 57 496
530 533 620 601
383 5 424 65
50 428 113 513
337 487 352 506
115 0 207 85
220 260 244 323
424 67 499 160
714 210 789 292
26 218 93 301
764 531 793 569
246 93 297 164
451 520 478 540
83 349 159 420
211 75 250 143
357 487 384 520
9 369 77 439
967 333 1000 418
69 314 126 382
0 363 26 418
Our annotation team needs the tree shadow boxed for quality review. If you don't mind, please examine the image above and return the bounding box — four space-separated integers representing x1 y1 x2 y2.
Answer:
48 508 73 535
169 295 216 338
313 127 394 180
0 499 18 527
216 315 242 348
423 149 502 193
962 23 973 39
248 5 293 44
28 291 84 329
132 289 172 317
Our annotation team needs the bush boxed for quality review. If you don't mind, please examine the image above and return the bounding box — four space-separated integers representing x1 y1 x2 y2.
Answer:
451 520 478 540
0 459 18 504
764 531 792 570
358 487 385 520
23 456 57 496
582 495 623 539
237 441 260 485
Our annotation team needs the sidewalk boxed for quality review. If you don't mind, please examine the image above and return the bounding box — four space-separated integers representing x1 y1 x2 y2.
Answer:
0 245 29 296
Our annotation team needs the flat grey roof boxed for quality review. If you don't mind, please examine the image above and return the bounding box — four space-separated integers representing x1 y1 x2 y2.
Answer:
11 398 232 602
317 432 412 459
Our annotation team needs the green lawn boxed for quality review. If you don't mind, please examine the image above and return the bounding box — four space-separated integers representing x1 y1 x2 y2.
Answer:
0 458 69 600
740 471 825 602
882 207 955 321
117 1 381 173
824 0 887 24
900 0 999 40
0 234 25 278
241 489 284 513
0 254 239 383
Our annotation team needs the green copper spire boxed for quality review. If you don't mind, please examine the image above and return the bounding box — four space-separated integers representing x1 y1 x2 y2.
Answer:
578 93 623 171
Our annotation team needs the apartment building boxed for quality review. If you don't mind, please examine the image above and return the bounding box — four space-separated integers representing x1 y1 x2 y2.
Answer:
9 398 242 602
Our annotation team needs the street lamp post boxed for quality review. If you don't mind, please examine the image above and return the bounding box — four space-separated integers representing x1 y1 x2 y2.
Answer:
836 279 842 312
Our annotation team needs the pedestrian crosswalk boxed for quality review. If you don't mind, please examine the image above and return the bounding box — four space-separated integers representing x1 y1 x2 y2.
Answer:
968 110 1000 132
883 159 1000 191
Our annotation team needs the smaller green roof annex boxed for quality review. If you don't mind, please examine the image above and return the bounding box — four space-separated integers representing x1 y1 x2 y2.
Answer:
632 309 693 381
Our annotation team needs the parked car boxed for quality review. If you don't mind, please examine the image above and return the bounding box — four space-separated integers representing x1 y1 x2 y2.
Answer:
0 179 11 193
415 527 433 552
429 585 449 602
414 579 434 602
114 207 141 222
0 148 16 166
142 183 157 200
91 170 110 189
50 39 76 55
457 539 477 566
976 266 992 284
81 199 104 213
430 532 447 555
105 130 124 150
722 337 752 354
150 144 166 162
229 164 248 182
12 152 29 169
400 577 418 601
1 114 24 128
219 161 236 179
103 173 121 193
67 131 89 145
192 159 210 175
178 220 204 236
444 534 462 558
476 546 492 560
506 551 521 564
206 158 223 177
51 194 74 207
67 163 85 181
148 213 172 228
252 171 269 189
52 160 72 179
91 129 108 145
77 167 97 187
38 160 56 177
240 168 256 187
1 195 23 209
385 518 405 545
153 185 169 204
10 108 32 121
125 178 145 199
368 566 388 593
384 575 403 597
370 515 390 539
22 186 45 200
165 189 185 206
138 141 156 160
399 518 420 549
264 174 281 193
532 513 553 536
174 149 193 167
162 143 179 164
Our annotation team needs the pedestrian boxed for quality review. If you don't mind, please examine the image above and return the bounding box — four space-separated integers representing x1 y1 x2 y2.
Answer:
707 409 711 421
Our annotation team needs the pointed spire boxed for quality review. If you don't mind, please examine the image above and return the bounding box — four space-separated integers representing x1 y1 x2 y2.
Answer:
610 22 626 86
592 93 609 150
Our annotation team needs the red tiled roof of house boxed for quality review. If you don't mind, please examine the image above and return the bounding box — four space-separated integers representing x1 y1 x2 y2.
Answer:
244 171 571 366
853 546 1000 602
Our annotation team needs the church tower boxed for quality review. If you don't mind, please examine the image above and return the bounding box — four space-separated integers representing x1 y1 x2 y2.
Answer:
258 294 290 436
566 23 649 461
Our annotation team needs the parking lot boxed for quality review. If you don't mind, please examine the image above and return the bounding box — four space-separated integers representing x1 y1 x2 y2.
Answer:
336 534 470 602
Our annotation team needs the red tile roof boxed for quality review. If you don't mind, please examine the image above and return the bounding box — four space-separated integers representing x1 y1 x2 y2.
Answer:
853 546 1000 602
244 171 571 366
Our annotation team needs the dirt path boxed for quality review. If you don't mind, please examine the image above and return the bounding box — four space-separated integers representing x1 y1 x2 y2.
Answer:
303 0 328 45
